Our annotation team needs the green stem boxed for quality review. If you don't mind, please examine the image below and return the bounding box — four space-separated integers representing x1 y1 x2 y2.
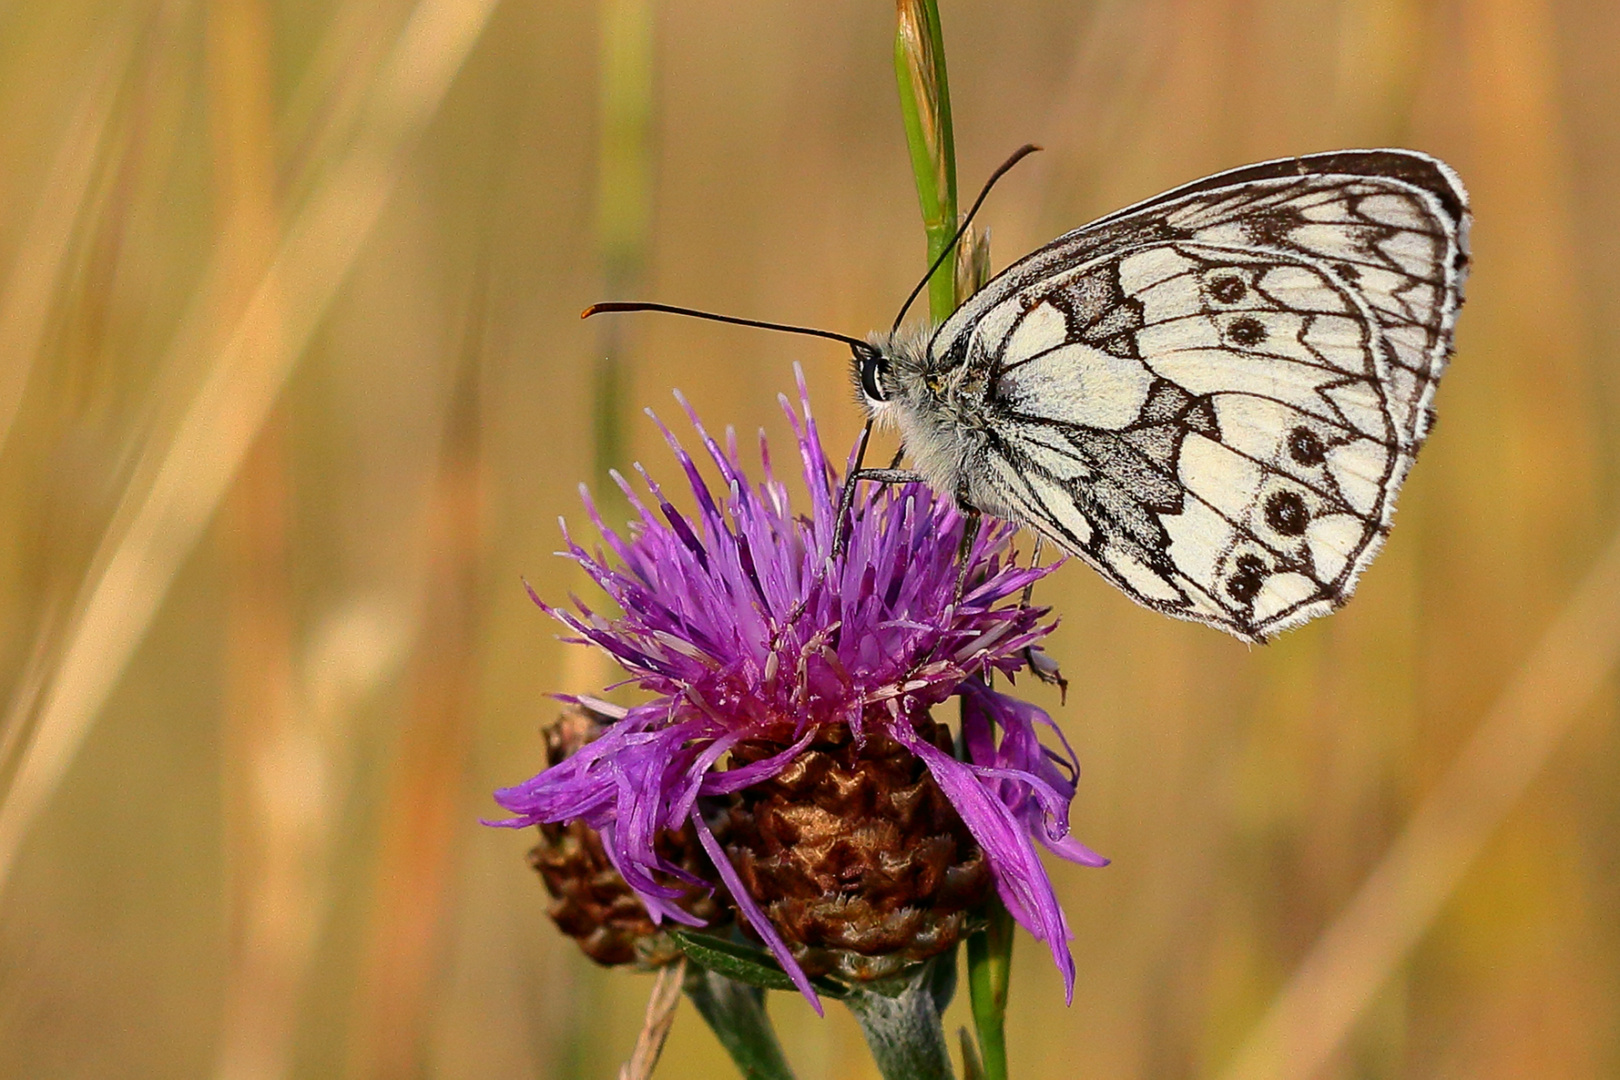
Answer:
898 7 1011 1076
966 897 1015 1080
893 0 959 324
593 0 653 513
682 965 798 1080
844 960 957 1080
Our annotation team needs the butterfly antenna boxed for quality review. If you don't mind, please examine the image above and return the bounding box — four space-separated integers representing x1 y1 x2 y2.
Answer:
890 143 1042 335
582 301 875 357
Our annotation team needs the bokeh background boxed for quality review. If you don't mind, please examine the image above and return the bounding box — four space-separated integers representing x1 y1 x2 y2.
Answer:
2 0 1619 1077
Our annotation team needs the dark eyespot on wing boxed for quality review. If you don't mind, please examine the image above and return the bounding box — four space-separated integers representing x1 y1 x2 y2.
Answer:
1264 490 1309 536
1226 316 1266 347
1210 276 1247 304
1288 427 1326 466
1227 554 1267 602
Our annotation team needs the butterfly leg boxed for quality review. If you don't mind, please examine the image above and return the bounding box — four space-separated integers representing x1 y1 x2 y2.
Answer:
832 468 927 559
1017 536 1068 703
1019 535 1045 608
952 490 982 602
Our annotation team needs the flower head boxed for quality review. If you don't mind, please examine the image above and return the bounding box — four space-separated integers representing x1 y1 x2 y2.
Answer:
527 701 727 968
493 370 1105 1009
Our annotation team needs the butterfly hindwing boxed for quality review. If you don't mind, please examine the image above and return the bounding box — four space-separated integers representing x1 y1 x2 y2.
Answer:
937 150 1467 640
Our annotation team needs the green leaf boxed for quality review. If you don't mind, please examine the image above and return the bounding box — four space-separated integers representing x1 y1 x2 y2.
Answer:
671 930 798 992
670 930 847 999
682 964 799 1080
959 1027 986 1080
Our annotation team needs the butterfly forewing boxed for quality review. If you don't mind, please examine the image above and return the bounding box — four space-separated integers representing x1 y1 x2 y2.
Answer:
934 150 1468 641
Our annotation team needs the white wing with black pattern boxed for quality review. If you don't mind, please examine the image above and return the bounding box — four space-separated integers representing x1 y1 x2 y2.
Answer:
879 149 1469 641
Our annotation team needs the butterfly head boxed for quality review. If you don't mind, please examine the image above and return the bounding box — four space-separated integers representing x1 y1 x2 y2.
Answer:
851 328 932 420
852 341 891 406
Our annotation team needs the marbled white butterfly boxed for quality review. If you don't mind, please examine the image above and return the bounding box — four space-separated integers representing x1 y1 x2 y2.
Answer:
590 149 1470 643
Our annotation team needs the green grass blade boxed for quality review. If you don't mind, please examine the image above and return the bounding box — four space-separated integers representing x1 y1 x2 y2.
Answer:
893 0 959 324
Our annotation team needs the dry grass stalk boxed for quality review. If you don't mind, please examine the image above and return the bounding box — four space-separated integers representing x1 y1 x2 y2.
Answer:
618 958 688 1080
346 308 486 1080
0 27 133 459
1219 524 1620 1080
0 0 504 900
206 1 309 1078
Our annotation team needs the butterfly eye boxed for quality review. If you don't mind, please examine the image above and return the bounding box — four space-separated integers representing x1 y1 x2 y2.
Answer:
858 348 890 403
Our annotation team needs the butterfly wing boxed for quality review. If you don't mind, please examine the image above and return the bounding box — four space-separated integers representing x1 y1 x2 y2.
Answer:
935 149 1468 640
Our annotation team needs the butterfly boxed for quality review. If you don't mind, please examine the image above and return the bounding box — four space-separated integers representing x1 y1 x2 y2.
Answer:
590 148 1470 643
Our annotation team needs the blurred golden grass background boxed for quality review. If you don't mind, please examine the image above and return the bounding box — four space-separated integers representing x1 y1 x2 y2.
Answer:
2 0 1618 1077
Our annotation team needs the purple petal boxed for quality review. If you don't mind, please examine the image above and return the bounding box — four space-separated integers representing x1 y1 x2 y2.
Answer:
700 729 816 795
693 814 823 1014
886 716 1078 1002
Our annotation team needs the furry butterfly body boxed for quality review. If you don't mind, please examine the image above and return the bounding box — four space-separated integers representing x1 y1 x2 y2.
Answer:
859 149 1469 642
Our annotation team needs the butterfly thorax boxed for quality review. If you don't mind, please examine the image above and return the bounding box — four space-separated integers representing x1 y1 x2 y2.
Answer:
860 328 988 504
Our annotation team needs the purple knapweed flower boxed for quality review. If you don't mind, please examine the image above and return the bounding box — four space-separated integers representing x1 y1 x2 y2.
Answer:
493 369 1106 1010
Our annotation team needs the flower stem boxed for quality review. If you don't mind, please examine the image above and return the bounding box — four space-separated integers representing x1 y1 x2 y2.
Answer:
845 959 957 1080
682 964 798 1080
893 0 959 324
896 6 1012 1077
966 896 1015 1080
